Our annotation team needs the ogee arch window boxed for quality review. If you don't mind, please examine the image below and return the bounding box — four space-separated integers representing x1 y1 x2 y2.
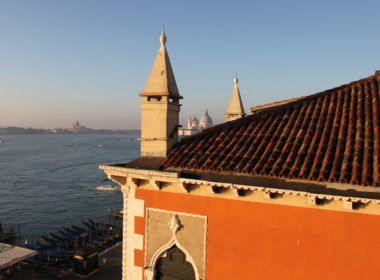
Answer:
154 245 195 280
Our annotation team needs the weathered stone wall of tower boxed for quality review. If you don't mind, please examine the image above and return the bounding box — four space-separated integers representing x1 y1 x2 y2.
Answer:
140 97 180 157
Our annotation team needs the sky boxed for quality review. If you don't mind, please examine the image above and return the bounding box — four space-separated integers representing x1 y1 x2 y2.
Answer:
0 0 379 129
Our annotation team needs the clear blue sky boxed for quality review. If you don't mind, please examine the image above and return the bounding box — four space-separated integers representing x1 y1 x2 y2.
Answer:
0 0 379 129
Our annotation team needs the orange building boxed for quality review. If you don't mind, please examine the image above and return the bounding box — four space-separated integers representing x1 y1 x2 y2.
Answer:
101 30 380 280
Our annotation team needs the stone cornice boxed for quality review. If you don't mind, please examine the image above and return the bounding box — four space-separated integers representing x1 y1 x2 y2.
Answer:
99 165 179 178
100 165 380 214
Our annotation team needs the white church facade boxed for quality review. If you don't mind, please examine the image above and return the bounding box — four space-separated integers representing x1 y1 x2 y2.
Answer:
178 110 214 136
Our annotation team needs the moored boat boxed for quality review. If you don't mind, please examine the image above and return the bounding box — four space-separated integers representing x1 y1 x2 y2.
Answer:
0 223 17 242
96 185 120 191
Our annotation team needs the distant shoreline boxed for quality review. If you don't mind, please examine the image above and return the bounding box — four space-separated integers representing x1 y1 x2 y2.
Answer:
0 126 140 135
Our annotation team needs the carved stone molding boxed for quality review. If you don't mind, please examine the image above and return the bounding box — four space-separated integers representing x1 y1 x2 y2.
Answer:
168 215 182 234
150 180 161 190
127 177 138 188
145 209 207 280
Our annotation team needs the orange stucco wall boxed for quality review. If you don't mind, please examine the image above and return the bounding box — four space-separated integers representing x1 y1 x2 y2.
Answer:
134 189 380 280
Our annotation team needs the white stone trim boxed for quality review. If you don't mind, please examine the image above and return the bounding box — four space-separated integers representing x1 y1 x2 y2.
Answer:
121 186 145 280
101 165 380 207
127 265 143 280
178 178 380 206
100 165 179 178
150 180 161 190
343 200 353 210
127 177 138 188
128 198 145 217
308 195 317 205
104 165 380 216
146 208 208 220
130 233 144 250
121 188 129 280
145 208 207 280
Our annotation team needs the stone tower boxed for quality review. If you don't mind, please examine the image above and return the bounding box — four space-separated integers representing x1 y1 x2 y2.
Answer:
225 75 246 122
139 28 182 157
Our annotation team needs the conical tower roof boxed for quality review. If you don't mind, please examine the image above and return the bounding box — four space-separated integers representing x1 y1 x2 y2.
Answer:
225 75 245 117
140 28 182 99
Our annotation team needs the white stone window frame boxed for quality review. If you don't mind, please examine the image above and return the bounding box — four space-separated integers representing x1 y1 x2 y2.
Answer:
144 208 207 280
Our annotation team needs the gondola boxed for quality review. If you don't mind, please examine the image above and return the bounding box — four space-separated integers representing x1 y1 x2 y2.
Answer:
36 240 52 250
81 220 92 229
49 232 68 242
59 230 79 241
71 225 87 234
41 235 59 246
0 223 17 242
16 217 122 279
63 226 79 235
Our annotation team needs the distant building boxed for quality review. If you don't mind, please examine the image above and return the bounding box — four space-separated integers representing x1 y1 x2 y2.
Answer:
199 109 213 129
179 110 214 136
73 120 81 130
67 120 89 133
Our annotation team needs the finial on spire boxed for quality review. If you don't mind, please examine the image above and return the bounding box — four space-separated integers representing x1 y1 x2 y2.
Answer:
160 26 167 46
234 73 239 88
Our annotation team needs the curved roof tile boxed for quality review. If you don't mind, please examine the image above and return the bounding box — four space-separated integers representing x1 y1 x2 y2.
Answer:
163 72 380 187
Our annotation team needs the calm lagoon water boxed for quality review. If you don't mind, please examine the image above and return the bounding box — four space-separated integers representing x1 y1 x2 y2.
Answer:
0 133 139 239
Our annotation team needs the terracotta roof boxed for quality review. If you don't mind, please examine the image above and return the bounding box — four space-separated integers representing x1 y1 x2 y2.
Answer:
116 157 165 170
164 71 380 187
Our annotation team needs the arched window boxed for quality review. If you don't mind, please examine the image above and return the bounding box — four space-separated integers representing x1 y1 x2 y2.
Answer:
154 245 195 280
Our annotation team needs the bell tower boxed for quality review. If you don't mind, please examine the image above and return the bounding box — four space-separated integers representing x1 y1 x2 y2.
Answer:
139 28 182 157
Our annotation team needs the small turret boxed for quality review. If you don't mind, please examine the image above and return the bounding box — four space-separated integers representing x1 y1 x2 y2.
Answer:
225 74 246 122
139 28 182 157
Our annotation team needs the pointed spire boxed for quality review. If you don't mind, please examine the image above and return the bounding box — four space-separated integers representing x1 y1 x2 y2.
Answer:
234 73 238 88
160 26 167 46
140 28 182 99
225 74 246 122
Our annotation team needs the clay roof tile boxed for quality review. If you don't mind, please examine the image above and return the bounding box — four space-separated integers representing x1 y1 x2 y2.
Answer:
164 72 380 187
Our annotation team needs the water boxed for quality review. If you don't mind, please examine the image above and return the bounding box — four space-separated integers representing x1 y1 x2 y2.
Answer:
0 133 140 239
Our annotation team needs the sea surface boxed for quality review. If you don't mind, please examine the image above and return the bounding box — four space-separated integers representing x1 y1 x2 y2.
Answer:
0 133 140 241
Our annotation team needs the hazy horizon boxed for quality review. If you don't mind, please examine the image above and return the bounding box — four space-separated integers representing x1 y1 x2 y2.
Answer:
0 123 140 130
1 0 379 129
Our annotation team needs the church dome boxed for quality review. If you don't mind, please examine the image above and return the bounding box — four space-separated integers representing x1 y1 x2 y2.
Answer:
199 110 213 130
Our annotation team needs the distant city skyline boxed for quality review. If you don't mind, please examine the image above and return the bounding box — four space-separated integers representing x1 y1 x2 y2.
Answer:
1 0 379 129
